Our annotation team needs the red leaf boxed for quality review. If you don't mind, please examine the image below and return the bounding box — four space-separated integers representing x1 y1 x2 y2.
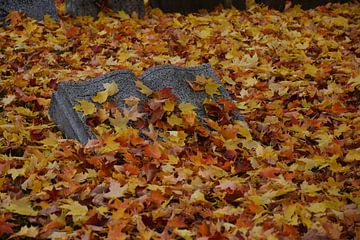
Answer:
0 215 16 237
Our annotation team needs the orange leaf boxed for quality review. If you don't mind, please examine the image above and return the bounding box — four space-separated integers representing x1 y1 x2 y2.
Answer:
167 216 187 228
259 167 283 178
150 190 166 207
198 222 209 237
64 26 80 38
144 142 162 159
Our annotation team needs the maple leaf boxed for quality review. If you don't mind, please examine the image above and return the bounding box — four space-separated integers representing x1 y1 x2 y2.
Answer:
103 179 128 199
5 198 38 216
60 200 88 224
190 190 207 203
0 215 16 237
123 104 145 121
179 102 197 114
238 53 258 68
109 110 128 132
1 2 359 239
92 81 119 103
205 80 221 97
167 114 183 127
344 148 360 162
136 80 153 96
74 100 97 116
348 75 360 88
174 229 194 240
304 63 318 77
10 226 39 239
144 141 162 159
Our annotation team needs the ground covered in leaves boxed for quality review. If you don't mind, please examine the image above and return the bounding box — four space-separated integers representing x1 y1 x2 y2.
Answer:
0 1 360 239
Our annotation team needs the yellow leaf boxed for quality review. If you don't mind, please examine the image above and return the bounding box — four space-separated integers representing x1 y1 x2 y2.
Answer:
348 75 360 88
92 90 108 103
167 114 183 127
213 206 243 218
174 229 194 240
304 64 318 77
136 80 153 96
92 81 119 103
295 41 309 50
179 103 197 114
239 54 258 68
197 27 211 39
5 197 38 216
109 110 128 132
163 99 175 112
344 149 360 162
96 206 109 216
104 81 119 96
190 190 207 203
14 107 38 117
333 16 348 28
167 155 179 165
284 204 299 225
10 226 39 239
173 18 183 28
223 138 241 151
223 76 236 85
101 135 121 153
235 122 252 140
300 181 322 196
7 167 26 180
60 200 88 224
74 100 97 116
306 202 327 213
243 77 258 87
116 10 130 20
205 81 221 97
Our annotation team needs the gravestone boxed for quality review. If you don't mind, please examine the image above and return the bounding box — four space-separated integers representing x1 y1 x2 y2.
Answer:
66 0 145 18
0 0 59 22
150 0 246 14
292 0 351 10
49 64 243 144
255 0 285 11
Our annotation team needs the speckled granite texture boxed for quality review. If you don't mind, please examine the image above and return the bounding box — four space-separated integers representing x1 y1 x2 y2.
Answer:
49 64 243 144
149 0 246 14
65 0 144 18
0 0 59 21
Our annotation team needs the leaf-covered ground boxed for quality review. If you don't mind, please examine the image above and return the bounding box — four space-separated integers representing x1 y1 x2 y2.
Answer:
0 1 360 239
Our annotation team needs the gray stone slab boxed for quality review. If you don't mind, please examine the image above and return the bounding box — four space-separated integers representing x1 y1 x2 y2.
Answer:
49 70 143 144
66 0 145 18
0 0 59 22
141 64 243 121
49 64 243 144
150 0 246 14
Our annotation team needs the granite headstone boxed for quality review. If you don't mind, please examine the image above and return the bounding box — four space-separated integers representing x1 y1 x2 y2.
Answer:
65 0 145 18
150 0 246 14
0 0 59 22
255 0 285 11
49 64 243 144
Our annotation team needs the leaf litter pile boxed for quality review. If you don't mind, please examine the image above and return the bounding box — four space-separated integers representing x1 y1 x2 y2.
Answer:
0 1 360 239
